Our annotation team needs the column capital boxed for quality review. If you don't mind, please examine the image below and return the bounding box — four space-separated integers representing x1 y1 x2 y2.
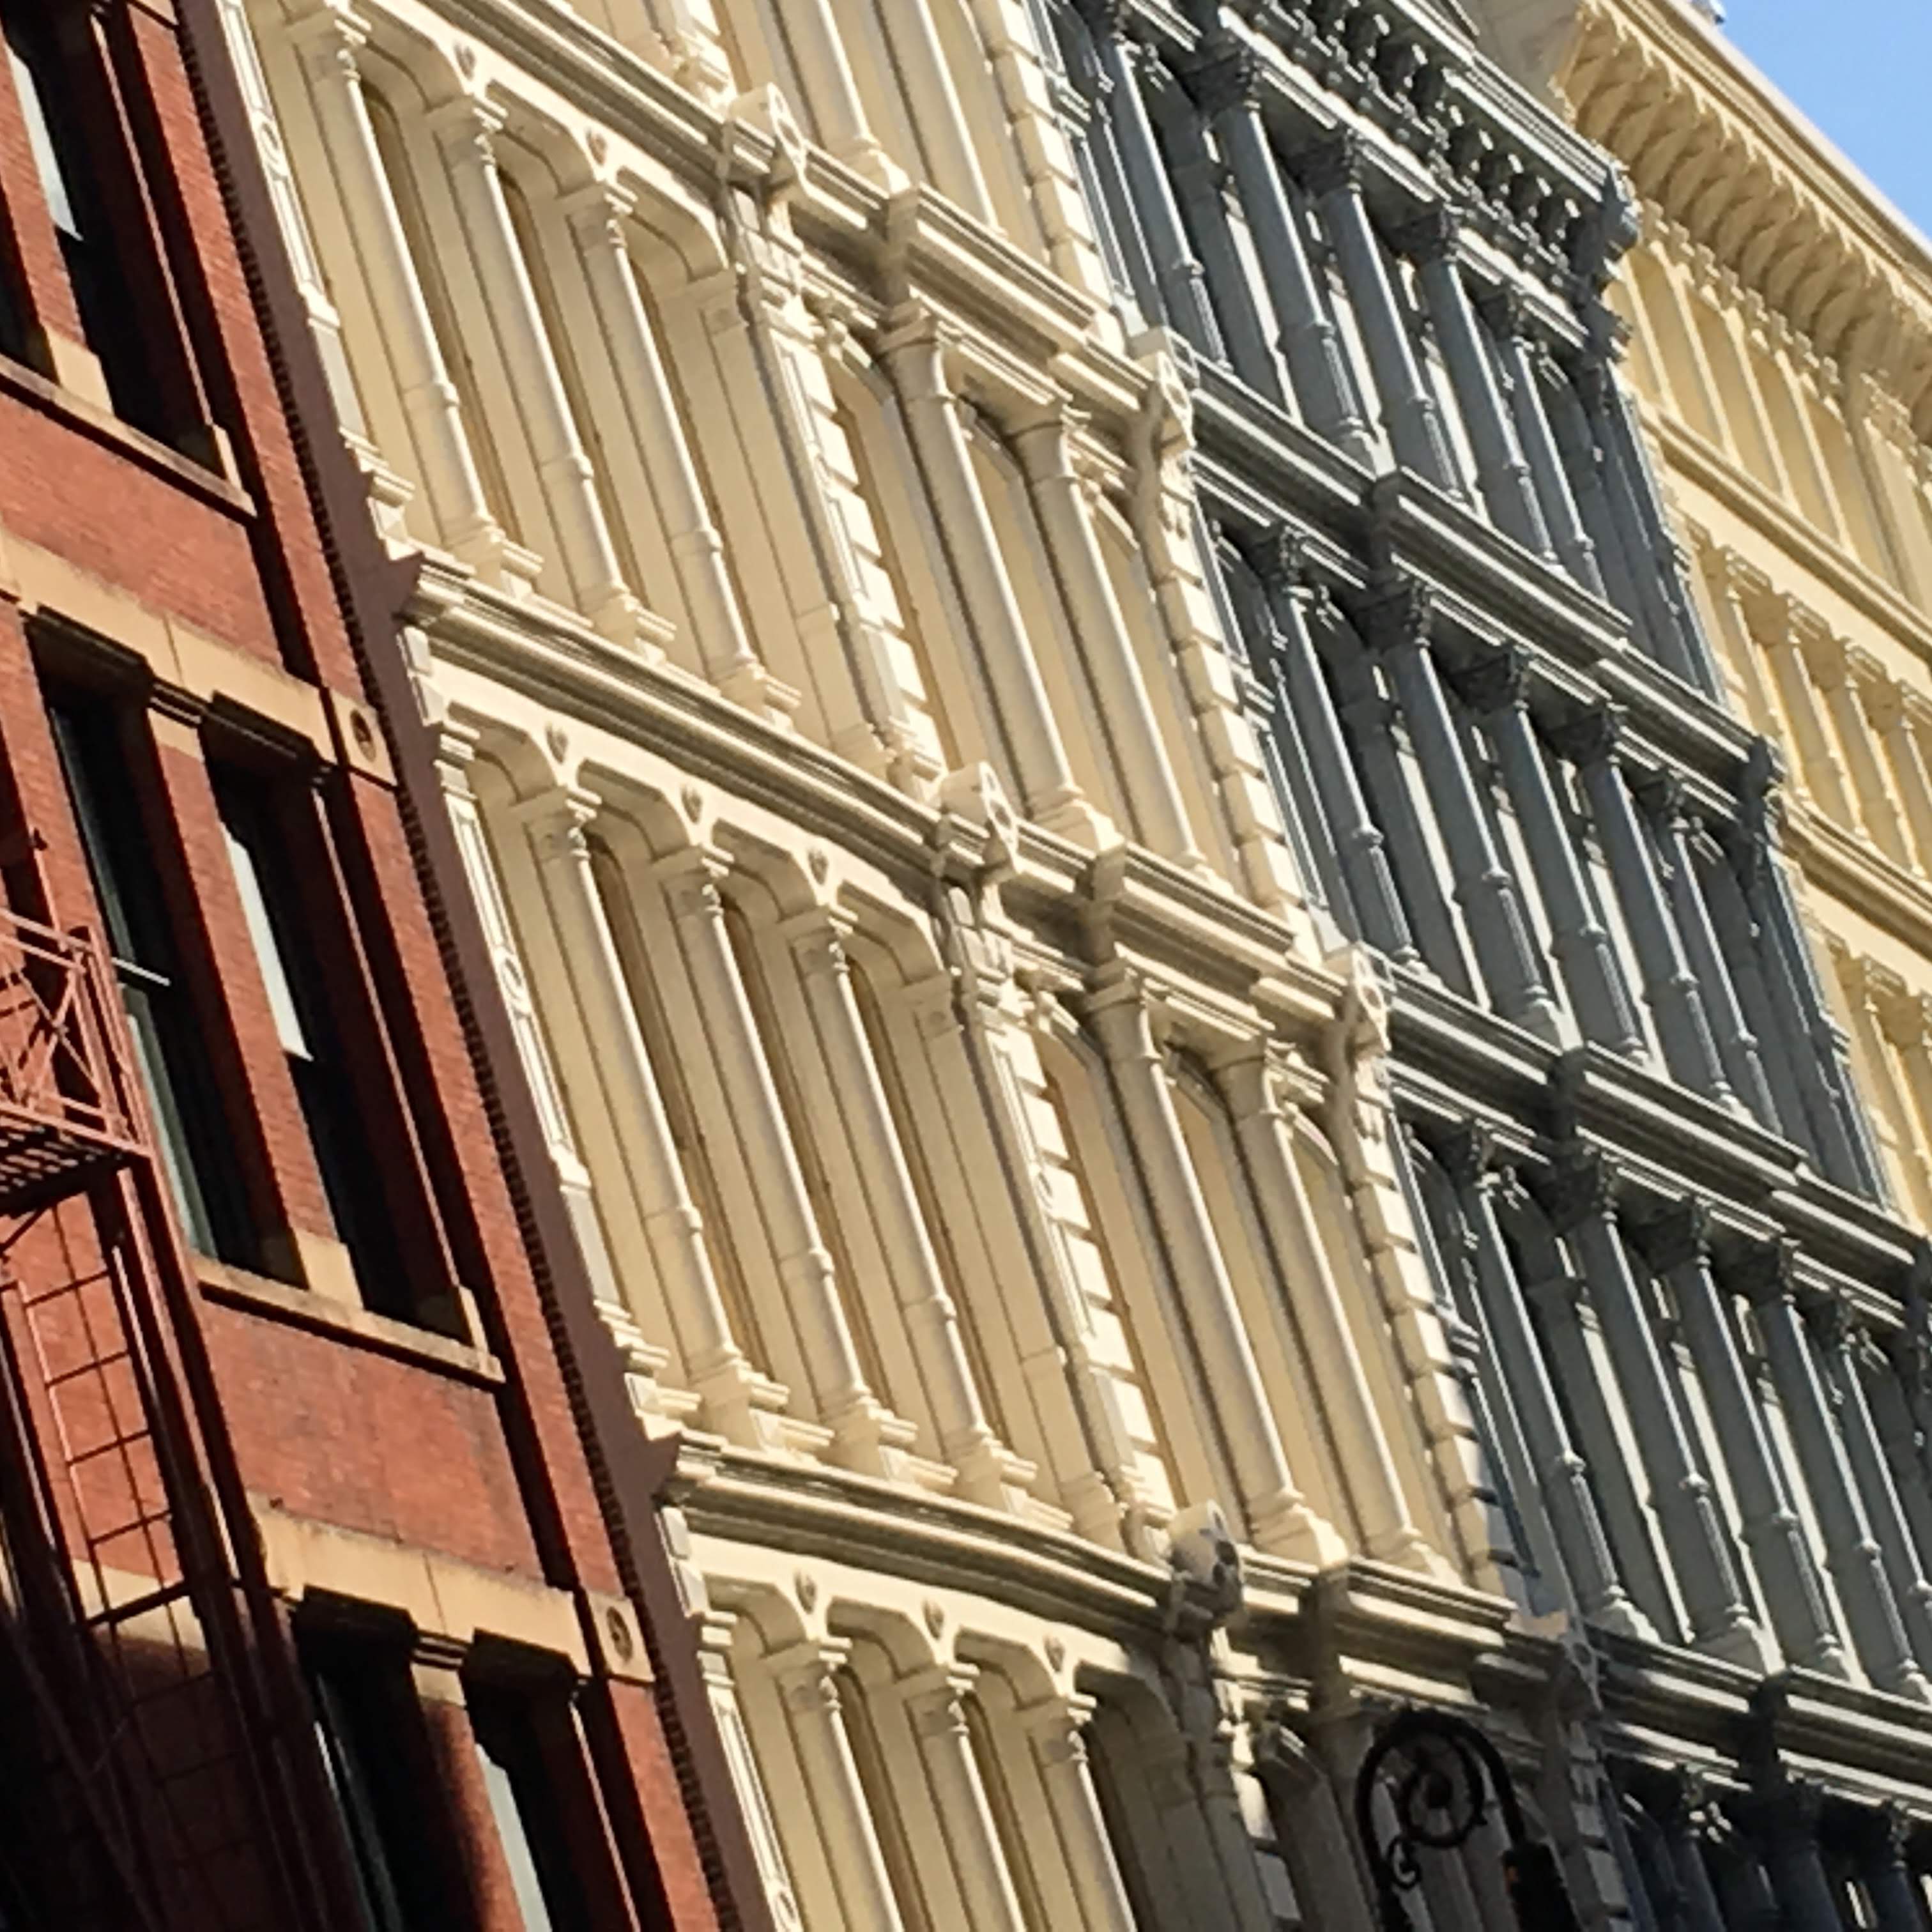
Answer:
1547 700 1625 769
1736 1236 1802 1311
1537 1145 1620 1236
1294 128 1368 199
1800 1289 1855 1355
1637 1195 1715 1275
1476 284 1535 344
288 0 374 68
1435 1117 1498 1192
516 782 602 856
654 843 735 919
1449 643 1528 716
429 91 509 165
1181 41 1263 119
1359 578 1436 656
1392 203 1464 265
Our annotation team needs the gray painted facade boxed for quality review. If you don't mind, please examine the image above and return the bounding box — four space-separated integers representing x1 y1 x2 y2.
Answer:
1044 0 1932 1919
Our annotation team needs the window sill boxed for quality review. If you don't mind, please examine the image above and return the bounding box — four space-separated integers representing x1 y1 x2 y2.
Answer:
0 351 255 518
195 1257 505 1387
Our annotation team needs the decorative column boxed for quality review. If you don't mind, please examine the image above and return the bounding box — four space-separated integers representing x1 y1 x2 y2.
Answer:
1085 970 1342 1565
1639 775 1779 1124
1552 707 1733 1100
1367 586 1561 1039
1850 1807 1925 1932
1739 1782 1844 1932
1812 1300 1932 1668
1010 409 1200 865
772 0 898 186
1636 1200 1847 1675
1759 601 1859 824
1019 1694 1138 1932
1078 10 1224 358
1834 648 1913 863
1455 648 1644 1055
1738 1241 1929 1700
1443 1129 1649 1637
1871 1325 1932 1577
1641 1774 1728 1932
564 185 763 696
290 9 504 569
516 789 790 1451
897 1667 1029 1932
1480 294 1606 596
1400 212 1552 551
784 907 1032 1514
765 1641 908 1931
1298 134 1459 490
1544 1151 1772 1669
882 314 1103 847
1868 679 1932 873
434 103 644 644
656 848 910 1478
1255 538 1412 956
1219 1049 1437 1572
1187 49 1374 459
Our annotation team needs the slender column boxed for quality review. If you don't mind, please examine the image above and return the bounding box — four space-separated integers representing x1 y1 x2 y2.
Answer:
1019 1695 1137 1932
291 11 503 567
766 1641 908 1931
1080 15 1223 357
1402 213 1552 551
1455 649 1644 1054
1739 1782 1844 1932
1481 294 1606 595
1010 410 1200 864
1255 539 1412 957
435 105 643 643
1873 1322 1932 1568
1220 1050 1436 1571
1642 1775 1728 1932
564 186 762 692
656 849 907 1475
785 908 1032 1512
1188 50 1373 459
897 1668 1029 1932
1869 681 1932 873
1637 1200 1848 1675
1086 973 1342 1564
1544 1152 1772 1669
1850 1807 1925 1932
1813 1301 1932 1667
1367 587 1561 1039
518 790 788 1450
776 0 898 186
1835 648 1913 862
1553 707 1733 1100
881 0 993 222
1738 1241 1929 1699
1162 95 1286 406
1443 1130 1648 1636
1641 776 1779 1124
1300 134 1459 489
1576 352 1712 690
1761 601 1859 824
882 316 1102 846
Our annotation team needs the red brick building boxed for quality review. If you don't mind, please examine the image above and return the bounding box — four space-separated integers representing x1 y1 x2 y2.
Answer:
0 4 724 1926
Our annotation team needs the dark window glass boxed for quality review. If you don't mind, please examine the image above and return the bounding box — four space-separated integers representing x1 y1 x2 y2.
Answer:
468 1689 595 1932
213 778 406 1314
50 700 256 1265
303 1641 443 1932
1 8 166 436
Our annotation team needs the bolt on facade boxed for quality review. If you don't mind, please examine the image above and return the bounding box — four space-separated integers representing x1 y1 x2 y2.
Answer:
196 0 1932 1925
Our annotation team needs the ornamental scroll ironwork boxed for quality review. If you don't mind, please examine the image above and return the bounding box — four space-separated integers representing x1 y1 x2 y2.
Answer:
1353 1707 1581 1932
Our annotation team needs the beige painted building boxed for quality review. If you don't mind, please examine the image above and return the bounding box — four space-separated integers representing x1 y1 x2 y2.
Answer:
1478 0 1932 1236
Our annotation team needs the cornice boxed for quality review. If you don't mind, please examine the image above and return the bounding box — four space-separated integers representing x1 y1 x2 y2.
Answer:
1557 0 1932 434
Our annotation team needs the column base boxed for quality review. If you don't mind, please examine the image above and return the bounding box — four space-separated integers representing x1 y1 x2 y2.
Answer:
1248 1492 1351 1570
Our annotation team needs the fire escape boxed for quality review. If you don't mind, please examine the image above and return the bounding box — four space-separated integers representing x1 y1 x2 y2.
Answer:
0 907 318 1929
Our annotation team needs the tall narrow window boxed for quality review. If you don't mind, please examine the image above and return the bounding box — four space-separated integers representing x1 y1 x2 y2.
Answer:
214 776 414 1321
50 700 256 1265
1 8 164 434
303 1636 448 1932
467 1689 596 1932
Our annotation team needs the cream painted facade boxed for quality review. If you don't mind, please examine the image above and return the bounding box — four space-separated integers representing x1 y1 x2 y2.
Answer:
216 2 1499 1926
213 0 1932 1924
1482 0 1932 1236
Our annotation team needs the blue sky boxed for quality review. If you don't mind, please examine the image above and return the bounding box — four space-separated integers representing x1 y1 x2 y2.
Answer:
1724 0 1932 239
